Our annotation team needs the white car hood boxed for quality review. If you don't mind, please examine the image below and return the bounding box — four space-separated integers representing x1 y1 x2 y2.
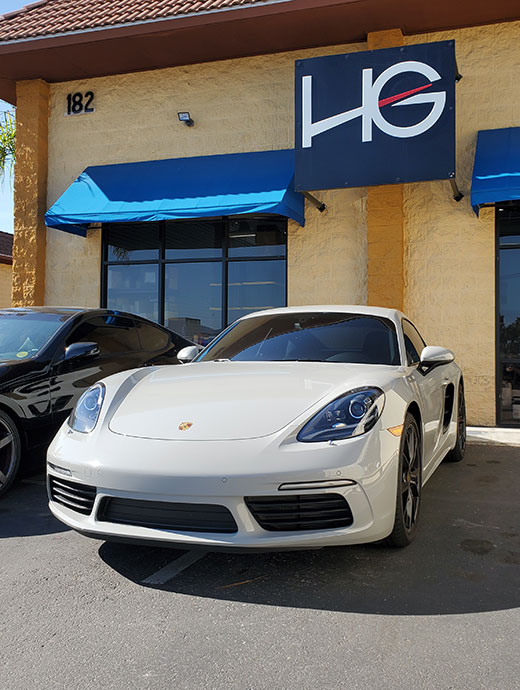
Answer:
108 361 398 441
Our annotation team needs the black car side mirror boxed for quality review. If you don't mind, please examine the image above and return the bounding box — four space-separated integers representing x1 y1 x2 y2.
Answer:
64 341 100 361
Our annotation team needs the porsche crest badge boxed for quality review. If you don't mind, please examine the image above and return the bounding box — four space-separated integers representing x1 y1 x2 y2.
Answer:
178 422 193 432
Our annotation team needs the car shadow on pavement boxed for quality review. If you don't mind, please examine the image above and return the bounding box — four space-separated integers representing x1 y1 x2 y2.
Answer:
99 442 520 616
0 475 69 538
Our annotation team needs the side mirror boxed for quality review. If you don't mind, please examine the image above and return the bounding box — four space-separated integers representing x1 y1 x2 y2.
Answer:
420 345 454 366
177 345 199 364
64 341 100 361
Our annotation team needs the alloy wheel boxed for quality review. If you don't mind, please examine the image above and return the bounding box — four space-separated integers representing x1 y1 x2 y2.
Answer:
401 424 420 532
458 387 466 455
0 417 16 491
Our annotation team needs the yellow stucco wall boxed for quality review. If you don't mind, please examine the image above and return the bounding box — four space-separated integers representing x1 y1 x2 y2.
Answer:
0 263 12 308
402 23 520 425
46 20 520 424
288 188 367 306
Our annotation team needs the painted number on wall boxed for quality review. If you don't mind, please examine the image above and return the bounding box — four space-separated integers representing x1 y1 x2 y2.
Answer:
65 91 95 116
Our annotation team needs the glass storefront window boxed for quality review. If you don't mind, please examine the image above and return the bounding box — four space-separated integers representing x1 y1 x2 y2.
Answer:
107 223 160 262
165 263 222 345
228 218 287 258
101 216 287 340
106 264 159 322
227 260 286 323
165 220 223 260
497 206 520 426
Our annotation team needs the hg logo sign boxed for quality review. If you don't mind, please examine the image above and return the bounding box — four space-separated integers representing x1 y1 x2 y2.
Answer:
295 41 456 191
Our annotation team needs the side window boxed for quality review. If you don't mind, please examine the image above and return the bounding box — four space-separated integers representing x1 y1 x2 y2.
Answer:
135 321 170 352
66 316 140 355
402 319 427 365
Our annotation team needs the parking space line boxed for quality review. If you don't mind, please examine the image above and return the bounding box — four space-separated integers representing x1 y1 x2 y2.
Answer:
141 551 207 585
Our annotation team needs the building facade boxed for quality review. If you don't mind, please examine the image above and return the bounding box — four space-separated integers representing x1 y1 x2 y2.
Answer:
1 1 520 427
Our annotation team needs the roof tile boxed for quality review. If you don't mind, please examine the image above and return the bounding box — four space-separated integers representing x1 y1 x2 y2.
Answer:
0 0 275 42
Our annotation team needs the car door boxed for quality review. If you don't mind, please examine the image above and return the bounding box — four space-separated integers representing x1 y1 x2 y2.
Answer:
401 319 445 470
50 314 145 428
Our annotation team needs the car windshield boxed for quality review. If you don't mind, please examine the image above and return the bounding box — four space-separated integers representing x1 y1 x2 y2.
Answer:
0 312 70 362
197 312 401 365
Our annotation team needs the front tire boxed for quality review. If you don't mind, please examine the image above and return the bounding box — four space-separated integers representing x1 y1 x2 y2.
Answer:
386 412 422 548
444 383 466 463
0 410 22 498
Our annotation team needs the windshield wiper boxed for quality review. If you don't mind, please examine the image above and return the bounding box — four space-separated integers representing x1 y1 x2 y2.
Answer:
213 358 231 362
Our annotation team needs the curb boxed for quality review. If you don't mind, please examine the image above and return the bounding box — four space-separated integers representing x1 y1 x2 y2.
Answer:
467 426 520 447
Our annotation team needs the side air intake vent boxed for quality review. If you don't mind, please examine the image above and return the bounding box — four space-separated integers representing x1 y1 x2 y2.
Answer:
49 476 96 515
245 493 353 531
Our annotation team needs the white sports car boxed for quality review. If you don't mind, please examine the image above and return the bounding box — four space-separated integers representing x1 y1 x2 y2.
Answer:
47 306 465 550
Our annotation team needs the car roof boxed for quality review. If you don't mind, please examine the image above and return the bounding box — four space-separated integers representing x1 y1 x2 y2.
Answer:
0 307 155 321
0 307 165 327
240 305 405 324
0 307 86 315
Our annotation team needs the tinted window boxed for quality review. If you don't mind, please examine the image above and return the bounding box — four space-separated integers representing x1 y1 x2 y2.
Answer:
497 206 520 425
107 264 159 323
198 313 400 365
402 319 426 365
135 321 169 352
228 218 286 258
165 262 222 346
107 223 160 261
165 220 223 260
227 260 285 323
102 217 287 336
67 316 140 355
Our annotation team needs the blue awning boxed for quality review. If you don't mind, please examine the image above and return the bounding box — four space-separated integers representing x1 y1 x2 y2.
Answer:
471 127 520 215
45 149 305 235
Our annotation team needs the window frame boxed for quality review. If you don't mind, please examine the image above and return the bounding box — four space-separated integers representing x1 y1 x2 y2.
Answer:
496 204 520 427
401 318 427 366
100 216 288 331
65 314 141 356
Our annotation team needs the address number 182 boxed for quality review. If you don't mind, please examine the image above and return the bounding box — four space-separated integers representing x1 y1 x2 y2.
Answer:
66 91 95 116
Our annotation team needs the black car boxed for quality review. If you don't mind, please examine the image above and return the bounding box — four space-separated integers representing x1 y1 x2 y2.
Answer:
0 307 193 496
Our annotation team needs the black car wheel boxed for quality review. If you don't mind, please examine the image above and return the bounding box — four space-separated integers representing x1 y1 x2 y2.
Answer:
444 383 466 463
387 412 422 547
0 410 22 498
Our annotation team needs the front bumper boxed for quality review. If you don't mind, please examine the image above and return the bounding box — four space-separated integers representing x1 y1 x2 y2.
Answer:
47 424 400 550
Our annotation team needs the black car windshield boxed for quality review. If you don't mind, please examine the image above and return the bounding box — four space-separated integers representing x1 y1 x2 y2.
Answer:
0 312 70 362
197 312 401 365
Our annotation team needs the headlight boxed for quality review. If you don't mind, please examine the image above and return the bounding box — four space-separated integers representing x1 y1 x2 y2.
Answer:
297 387 385 443
68 383 105 433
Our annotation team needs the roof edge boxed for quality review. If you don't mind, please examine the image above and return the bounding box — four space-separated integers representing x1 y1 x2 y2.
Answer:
0 0 320 47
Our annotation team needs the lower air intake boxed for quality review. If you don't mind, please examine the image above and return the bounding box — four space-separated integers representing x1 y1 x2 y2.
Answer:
97 497 238 534
245 493 353 531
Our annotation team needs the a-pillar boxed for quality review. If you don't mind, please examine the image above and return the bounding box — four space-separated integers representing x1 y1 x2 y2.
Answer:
366 29 404 311
12 79 49 306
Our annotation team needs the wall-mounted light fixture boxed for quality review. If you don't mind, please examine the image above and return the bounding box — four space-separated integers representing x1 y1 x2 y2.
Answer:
178 111 194 127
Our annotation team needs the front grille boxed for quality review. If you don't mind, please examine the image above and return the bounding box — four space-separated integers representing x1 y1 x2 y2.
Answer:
245 493 353 532
98 497 238 534
49 476 96 515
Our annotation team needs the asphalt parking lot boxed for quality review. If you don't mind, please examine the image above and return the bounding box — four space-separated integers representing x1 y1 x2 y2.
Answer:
1 442 519 690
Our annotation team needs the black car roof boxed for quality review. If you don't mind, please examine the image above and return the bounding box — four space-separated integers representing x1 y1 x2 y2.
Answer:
0 307 142 319
0 307 88 316
0 307 178 333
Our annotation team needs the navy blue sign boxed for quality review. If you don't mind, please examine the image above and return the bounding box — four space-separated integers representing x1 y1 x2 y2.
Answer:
295 41 456 191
